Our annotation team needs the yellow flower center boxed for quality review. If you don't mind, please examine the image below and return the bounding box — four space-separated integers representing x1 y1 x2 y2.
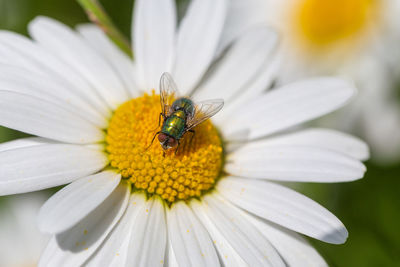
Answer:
106 93 223 204
293 0 380 47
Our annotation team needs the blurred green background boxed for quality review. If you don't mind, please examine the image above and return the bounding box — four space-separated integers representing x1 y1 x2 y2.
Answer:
0 0 399 266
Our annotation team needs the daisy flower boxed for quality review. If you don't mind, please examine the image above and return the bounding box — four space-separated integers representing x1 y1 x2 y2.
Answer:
0 192 49 267
0 0 368 266
222 0 400 163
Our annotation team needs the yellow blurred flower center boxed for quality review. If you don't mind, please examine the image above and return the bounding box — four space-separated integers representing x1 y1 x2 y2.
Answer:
106 93 223 203
293 0 380 46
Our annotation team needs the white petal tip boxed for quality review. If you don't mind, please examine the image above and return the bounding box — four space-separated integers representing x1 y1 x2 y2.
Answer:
317 76 358 103
320 226 348 244
29 16 50 29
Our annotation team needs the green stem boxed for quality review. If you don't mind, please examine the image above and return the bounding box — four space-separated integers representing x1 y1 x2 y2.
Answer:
76 0 133 58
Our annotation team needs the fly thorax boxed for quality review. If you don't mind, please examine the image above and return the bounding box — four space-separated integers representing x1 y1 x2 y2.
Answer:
172 110 186 120
172 97 195 117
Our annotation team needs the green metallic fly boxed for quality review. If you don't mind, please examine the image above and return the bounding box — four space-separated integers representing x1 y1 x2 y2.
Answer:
149 72 224 153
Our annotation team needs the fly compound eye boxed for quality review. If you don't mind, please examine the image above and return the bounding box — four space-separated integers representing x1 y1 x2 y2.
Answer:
158 133 168 144
167 138 178 148
158 133 169 149
158 134 178 150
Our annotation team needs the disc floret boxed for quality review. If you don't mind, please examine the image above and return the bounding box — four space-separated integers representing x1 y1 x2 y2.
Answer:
106 93 223 203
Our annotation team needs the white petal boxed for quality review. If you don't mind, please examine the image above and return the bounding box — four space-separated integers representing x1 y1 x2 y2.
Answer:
193 27 277 102
246 215 328 267
0 64 108 127
126 197 167 266
29 17 129 109
360 98 400 163
0 30 111 118
38 183 130 267
167 202 219 266
0 144 108 195
194 195 284 267
227 145 366 182
0 91 104 143
38 171 121 234
213 55 280 126
108 236 130 267
86 194 146 267
173 0 228 94
217 177 348 244
235 128 369 161
166 242 180 267
77 24 140 98
38 238 64 267
133 0 176 91
0 192 49 266
191 202 247 267
0 137 55 152
216 0 267 55
222 78 356 141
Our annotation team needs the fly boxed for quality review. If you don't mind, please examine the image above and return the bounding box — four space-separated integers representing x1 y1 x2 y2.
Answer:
148 72 224 154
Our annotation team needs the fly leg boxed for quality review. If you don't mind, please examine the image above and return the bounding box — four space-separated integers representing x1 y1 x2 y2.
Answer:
149 113 164 132
179 129 195 155
175 140 181 155
146 131 160 151
188 129 195 144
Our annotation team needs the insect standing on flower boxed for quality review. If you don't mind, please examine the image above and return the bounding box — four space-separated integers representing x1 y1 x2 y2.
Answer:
148 72 224 154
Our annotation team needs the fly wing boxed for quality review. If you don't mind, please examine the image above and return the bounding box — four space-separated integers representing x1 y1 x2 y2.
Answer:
186 99 224 130
160 72 179 116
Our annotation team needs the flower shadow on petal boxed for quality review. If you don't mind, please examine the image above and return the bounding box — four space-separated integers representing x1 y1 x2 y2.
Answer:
54 184 128 253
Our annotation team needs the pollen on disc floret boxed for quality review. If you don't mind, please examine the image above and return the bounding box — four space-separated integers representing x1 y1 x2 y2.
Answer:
106 93 223 203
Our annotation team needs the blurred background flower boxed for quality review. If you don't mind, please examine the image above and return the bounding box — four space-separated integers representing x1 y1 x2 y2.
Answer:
0 0 399 266
223 0 400 164
0 192 49 267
